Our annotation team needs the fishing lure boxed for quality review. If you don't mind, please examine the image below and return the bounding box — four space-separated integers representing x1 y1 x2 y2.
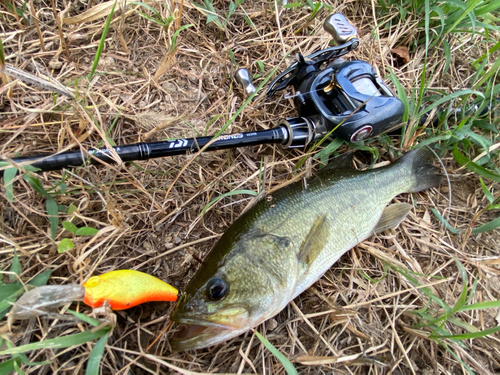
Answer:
83 270 178 310
8 270 178 325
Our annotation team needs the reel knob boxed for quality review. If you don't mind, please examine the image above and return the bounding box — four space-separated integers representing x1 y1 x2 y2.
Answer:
324 13 357 45
235 68 256 96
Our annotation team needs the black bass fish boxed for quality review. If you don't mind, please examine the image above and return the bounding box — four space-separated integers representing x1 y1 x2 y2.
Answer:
170 148 441 350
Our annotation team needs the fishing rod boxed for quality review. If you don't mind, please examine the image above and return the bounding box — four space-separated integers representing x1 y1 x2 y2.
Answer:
0 14 491 174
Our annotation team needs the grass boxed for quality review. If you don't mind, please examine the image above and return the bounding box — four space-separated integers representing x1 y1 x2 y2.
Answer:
1 0 499 373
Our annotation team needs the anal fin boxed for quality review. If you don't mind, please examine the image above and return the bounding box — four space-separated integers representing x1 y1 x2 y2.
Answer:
373 203 412 235
298 213 330 270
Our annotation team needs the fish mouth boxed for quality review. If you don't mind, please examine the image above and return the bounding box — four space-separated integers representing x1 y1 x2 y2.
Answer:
170 322 231 351
170 307 250 351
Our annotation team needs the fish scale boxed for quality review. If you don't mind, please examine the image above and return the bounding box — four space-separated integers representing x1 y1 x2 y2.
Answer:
170 148 442 350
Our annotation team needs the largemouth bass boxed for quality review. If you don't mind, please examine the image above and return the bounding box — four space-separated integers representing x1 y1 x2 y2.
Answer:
170 148 442 350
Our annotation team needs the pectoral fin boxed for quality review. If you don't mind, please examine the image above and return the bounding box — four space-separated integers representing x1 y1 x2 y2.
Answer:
297 213 330 269
373 203 412 235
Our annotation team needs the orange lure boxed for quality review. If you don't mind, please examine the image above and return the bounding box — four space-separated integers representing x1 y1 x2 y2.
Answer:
82 270 178 310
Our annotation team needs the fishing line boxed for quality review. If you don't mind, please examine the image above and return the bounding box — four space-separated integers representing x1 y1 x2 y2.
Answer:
426 145 453 222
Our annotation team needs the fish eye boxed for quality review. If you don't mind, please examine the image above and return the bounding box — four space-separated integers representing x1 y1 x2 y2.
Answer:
206 278 229 301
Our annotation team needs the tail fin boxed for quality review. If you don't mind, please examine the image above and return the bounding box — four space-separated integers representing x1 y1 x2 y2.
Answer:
395 148 443 193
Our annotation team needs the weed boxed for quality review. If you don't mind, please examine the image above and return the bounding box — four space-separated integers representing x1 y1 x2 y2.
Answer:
129 2 175 30
89 0 118 81
255 331 298 375
393 260 500 373
193 0 244 30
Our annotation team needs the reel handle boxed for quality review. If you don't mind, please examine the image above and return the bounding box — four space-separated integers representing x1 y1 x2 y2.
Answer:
265 13 359 98
323 13 357 44
235 68 256 96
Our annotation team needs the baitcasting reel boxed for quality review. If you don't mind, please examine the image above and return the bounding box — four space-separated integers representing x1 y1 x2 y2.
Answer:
237 13 405 146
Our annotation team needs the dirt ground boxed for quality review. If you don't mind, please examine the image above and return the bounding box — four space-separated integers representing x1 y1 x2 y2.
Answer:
1 0 500 373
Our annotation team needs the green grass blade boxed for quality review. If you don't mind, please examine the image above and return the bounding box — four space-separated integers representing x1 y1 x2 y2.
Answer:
459 300 500 312
466 277 479 305
437 340 475 375
4 167 17 203
0 328 111 356
9 250 21 281
17 353 51 367
433 325 500 340
417 89 484 118
66 310 102 327
471 59 488 87
312 138 344 160
430 6 445 36
461 130 492 155
0 282 21 300
135 11 166 26
170 24 193 52
193 1 225 30
414 62 427 122
0 358 16 374
29 270 52 287
447 317 479 333
255 331 298 375
13 360 26 375
413 134 452 149
479 177 494 204
473 39 500 67
474 55 500 88
444 0 483 35
451 259 468 313
389 264 451 312
46 197 59 240
471 216 500 233
23 174 49 198
89 0 117 81
0 36 4 67
424 0 429 55
452 147 500 183
472 21 500 33
475 1 500 16
128 1 162 20
283 3 303 9
386 66 409 122
85 332 109 375
307 2 322 22
0 289 25 319
442 39 451 75
200 189 258 215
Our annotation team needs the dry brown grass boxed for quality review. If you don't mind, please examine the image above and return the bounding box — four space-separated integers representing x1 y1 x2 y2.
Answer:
1 0 500 373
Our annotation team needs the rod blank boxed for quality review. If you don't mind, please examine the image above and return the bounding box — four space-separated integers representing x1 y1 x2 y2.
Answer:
1 128 287 174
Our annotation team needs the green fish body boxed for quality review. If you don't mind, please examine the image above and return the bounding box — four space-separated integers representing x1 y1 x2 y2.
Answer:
170 148 441 350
